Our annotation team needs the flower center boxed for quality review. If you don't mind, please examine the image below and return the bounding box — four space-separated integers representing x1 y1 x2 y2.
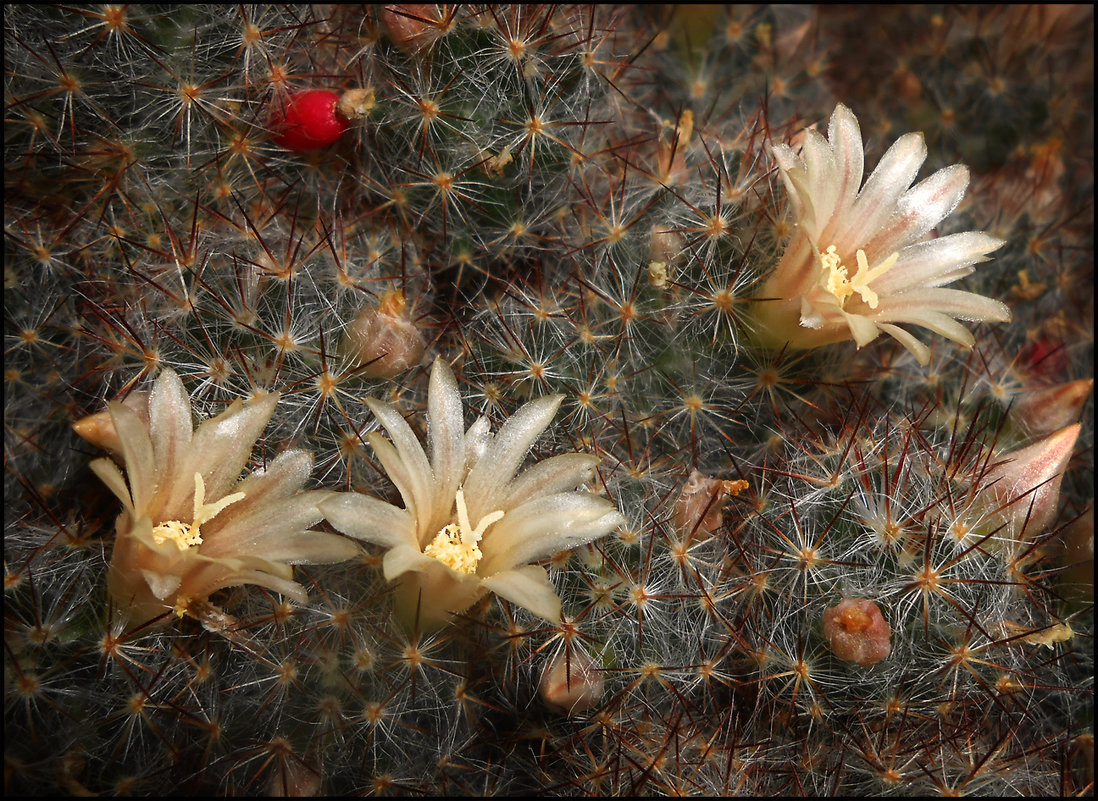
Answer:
423 488 505 575
819 245 899 310
151 473 245 552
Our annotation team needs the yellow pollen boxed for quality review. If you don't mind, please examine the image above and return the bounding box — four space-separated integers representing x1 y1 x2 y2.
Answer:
423 488 504 575
819 245 899 310
151 473 246 552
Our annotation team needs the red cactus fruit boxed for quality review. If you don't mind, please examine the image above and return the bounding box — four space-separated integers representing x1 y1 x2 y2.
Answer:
270 89 349 152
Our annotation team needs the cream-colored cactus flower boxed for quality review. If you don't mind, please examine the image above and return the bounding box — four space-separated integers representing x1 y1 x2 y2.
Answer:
754 103 1011 365
75 368 360 629
320 358 625 632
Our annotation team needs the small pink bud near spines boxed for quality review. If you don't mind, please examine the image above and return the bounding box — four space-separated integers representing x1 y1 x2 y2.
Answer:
341 292 425 378
822 598 891 667
540 648 604 715
980 423 1082 541
1010 379 1093 438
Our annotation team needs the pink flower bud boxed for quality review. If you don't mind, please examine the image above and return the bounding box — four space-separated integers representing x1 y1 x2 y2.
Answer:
981 423 1081 540
540 648 604 715
342 292 425 378
1010 379 1093 438
823 598 891 666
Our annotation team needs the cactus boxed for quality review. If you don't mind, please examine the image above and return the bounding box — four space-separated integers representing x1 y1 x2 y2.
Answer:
5 5 1092 795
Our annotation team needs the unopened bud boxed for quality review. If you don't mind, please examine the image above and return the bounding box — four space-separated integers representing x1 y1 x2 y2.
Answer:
822 598 891 667
342 292 425 378
672 470 748 539
380 5 442 54
649 223 685 267
1010 379 1093 437
980 423 1081 540
540 648 604 715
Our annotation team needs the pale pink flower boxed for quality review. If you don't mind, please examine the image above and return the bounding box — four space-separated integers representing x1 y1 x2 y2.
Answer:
755 103 1011 365
76 369 359 628
320 358 625 632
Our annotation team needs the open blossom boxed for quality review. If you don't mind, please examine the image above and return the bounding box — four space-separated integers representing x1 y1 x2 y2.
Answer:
754 103 1011 365
320 358 626 632
74 369 359 628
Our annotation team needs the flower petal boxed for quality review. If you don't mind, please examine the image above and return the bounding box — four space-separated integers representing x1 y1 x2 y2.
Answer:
147 369 193 490
109 401 157 516
382 542 440 582
878 287 1012 324
90 457 134 511
842 310 882 347
463 394 563 521
161 392 280 521
222 449 315 516
479 493 624 575
366 397 434 527
877 323 932 365
873 231 1004 294
427 358 466 532
800 128 839 236
319 492 417 550
825 103 864 227
841 132 926 251
481 565 562 623
865 164 970 259
503 453 601 509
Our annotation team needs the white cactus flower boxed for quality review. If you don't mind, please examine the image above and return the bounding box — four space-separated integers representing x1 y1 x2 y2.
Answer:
320 357 626 632
754 103 1011 365
75 368 360 629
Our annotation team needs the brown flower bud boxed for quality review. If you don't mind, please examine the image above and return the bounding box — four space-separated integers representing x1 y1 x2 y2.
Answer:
342 292 425 378
540 648 604 715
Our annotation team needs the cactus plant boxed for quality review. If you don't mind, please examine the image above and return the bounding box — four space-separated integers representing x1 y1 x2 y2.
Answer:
5 4 1093 795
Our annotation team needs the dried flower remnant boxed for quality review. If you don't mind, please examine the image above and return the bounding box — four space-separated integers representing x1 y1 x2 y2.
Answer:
823 598 891 666
320 358 625 632
342 291 425 378
672 470 748 538
540 647 604 715
755 103 1011 365
337 87 376 122
74 369 360 629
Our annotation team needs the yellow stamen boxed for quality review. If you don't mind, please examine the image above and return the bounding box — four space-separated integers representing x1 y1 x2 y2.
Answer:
423 488 505 575
819 245 899 310
151 473 246 552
